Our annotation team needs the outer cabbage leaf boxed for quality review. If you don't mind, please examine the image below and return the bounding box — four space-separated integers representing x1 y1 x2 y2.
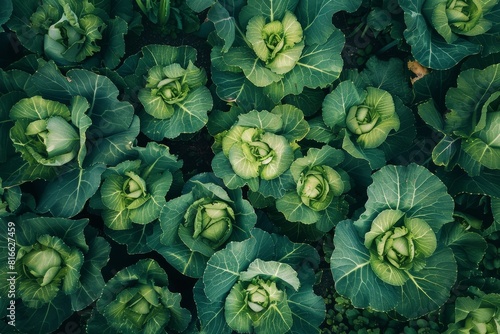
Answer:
0 0 12 32
210 67 275 112
439 220 488 280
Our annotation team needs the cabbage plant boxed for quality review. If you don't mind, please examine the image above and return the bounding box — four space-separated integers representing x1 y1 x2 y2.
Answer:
193 228 325 334
86 258 192 334
439 277 500 333
6 0 138 68
0 60 139 218
419 62 500 179
117 44 212 140
275 145 351 233
157 172 257 277
89 141 182 253
400 0 500 69
330 163 458 319
0 215 110 333
303 56 415 170
444 286 500 333
212 105 309 198
199 0 361 102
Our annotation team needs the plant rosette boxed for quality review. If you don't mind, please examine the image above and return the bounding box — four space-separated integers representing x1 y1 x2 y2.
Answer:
275 145 351 234
400 0 500 69
0 215 110 334
0 60 140 218
117 44 213 140
312 56 416 170
321 83 402 169
157 172 257 278
204 0 358 102
86 258 192 334
440 278 500 332
8 94 89 179
419 62 500 183
330 163 459 319
193 228 325 334
211 105 309 198
89 141 182 254
5 0 138 68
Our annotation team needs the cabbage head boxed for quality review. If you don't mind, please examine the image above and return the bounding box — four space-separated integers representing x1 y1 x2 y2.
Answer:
276 145 351 233
87 259 191 334
222 125 293 180
139 61 207 120
8 95 91 183
364 209 437 286
344 87 400 149
212 105 309 194
159 173 257 277
246 11 304 75
422 0 498 43
2 215 110 333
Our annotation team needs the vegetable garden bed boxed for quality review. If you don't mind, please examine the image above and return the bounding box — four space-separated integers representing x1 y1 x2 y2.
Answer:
1 0 500 333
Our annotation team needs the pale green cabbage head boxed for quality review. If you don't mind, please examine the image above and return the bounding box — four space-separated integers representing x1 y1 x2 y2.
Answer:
364 209 438 286
246 11 304 75
423 0 497 43
345 87 400 149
